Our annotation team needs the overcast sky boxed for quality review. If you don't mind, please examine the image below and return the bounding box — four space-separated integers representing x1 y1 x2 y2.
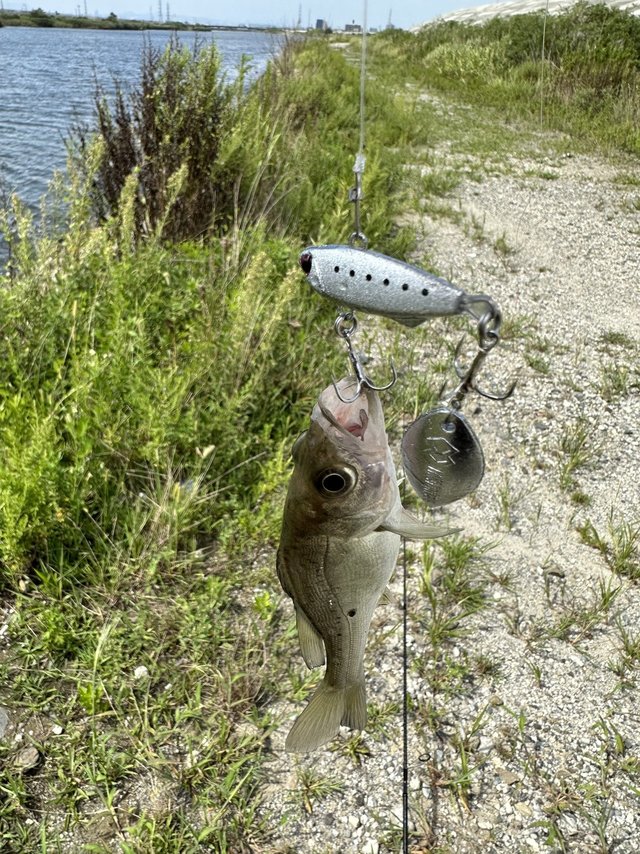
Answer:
30 0 485 29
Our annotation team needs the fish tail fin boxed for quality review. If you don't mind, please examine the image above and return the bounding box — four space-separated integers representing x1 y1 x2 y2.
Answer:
285 679 368 753
341 681 367 731
285 681 344 753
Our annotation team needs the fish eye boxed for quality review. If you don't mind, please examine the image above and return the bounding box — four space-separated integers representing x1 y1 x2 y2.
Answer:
314 466 357 497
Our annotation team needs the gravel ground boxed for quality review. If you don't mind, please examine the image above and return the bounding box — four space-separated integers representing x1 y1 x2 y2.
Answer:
257 120 640 851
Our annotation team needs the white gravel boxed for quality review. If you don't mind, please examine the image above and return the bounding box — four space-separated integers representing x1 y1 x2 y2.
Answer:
257 120 640 852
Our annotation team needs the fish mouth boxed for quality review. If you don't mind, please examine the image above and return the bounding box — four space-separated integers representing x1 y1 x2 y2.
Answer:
318 402 369 441
313 379 387 449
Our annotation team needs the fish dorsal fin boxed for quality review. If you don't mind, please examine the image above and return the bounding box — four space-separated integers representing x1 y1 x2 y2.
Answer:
378 507 458 540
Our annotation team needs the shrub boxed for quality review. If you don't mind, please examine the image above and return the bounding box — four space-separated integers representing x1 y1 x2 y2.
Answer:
73 38 238 243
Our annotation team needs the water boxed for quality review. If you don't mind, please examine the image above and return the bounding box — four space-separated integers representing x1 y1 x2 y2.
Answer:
0 26 278 208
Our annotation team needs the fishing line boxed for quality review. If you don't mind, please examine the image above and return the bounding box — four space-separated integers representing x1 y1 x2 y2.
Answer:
349 0 369 247
401 534 410 854
358 0 368 158
353 3 411 846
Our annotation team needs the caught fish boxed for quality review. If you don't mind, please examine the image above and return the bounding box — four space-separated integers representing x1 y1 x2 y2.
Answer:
277 378 454 752
299 244 491 327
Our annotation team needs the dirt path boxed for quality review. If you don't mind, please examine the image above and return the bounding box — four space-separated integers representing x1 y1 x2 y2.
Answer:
258 110 640 853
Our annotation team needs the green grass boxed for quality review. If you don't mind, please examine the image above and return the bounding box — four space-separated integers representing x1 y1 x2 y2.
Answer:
370 2 640 158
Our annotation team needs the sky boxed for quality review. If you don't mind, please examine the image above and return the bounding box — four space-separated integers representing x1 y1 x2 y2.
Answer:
25 0 484 30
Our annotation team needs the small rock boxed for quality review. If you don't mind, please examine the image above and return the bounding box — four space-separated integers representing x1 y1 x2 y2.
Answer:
498 769 521 786
51 724 64 736
515 802 533 818
348 815 360 830
0 707 8 739
13 746 41 773
362 841 379 854
390 804 415 831
134 665 150 680
478 736 493 753
86 811 115 839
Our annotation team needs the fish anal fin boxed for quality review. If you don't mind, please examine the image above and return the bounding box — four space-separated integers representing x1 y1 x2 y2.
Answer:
296 608 325 669
285 681 344 753
341 682 367 731
379 507 460 540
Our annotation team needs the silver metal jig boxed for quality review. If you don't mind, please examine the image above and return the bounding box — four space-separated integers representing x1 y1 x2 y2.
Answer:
333 311 397 403
443 300 517 410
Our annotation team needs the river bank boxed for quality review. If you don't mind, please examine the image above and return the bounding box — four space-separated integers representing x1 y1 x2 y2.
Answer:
0 15 639 851
0 8 280 31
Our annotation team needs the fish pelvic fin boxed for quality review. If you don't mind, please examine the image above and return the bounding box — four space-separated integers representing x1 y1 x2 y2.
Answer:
379 507 460 540
285 680 367 753
295 608 325 669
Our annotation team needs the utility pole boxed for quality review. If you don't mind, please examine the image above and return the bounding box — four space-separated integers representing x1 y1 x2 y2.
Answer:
165 1 170 20
83 0 88 16
157 0 162 23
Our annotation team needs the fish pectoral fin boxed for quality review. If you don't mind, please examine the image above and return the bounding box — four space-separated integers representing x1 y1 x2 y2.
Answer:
379 507 460 540
295 608 326 669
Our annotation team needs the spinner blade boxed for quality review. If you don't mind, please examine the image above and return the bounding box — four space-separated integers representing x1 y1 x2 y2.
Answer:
401 407 485 507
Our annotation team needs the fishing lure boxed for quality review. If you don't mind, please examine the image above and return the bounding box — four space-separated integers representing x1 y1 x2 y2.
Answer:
299 244 492 327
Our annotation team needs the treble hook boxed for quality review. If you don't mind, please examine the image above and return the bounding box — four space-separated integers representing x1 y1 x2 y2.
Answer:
443 302 517 409
332 312 397 404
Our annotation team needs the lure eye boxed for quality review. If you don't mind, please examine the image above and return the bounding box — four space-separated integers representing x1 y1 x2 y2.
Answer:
300 252 313 274
314 466 357 498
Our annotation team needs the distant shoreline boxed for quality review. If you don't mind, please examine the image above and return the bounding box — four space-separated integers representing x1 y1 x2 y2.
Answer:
0 9 283 32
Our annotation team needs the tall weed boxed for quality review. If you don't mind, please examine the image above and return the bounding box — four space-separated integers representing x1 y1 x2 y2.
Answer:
379 2 640 155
